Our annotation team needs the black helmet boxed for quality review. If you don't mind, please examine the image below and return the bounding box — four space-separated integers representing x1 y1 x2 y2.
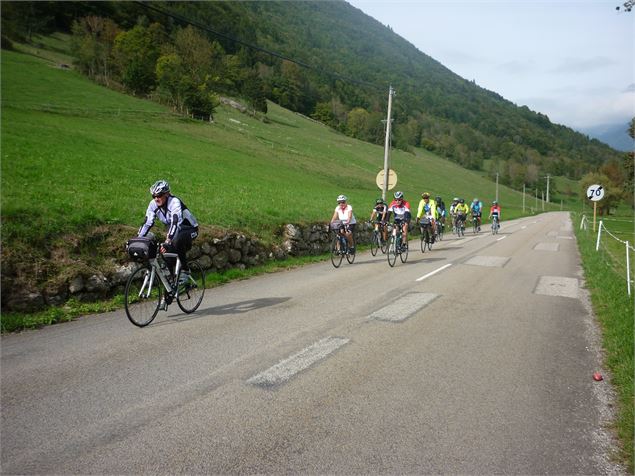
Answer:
375 197 385 204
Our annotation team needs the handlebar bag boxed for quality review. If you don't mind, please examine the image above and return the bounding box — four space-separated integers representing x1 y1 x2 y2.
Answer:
126 237 158 262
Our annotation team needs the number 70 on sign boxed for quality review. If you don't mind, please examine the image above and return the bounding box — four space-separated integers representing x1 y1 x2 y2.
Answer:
586 184 604 201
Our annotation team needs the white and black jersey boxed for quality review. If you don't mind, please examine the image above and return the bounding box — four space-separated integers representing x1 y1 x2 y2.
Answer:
138 195 198 240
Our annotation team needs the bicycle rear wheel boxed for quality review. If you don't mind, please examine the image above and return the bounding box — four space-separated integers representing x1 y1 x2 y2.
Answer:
125 266 162 327
330 235 343 268
387 236 397 267
177 261 205 314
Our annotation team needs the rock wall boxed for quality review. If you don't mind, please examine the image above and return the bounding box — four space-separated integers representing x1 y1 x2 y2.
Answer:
5 222 390 313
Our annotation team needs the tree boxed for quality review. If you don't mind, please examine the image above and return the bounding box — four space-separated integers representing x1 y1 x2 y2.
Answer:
113 22 166 95
70 16 119 84
242 69 268 114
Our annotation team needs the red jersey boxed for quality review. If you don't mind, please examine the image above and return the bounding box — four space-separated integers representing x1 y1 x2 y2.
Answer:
389 200 411 220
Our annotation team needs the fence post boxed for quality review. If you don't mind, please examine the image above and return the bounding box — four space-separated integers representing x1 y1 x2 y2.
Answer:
595 220 603 251
580 215 587 230
627 241 631 296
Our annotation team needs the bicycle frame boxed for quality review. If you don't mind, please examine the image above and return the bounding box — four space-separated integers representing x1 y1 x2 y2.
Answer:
139 252 182 301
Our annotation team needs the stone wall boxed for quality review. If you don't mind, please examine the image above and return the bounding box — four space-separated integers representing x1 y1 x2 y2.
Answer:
5 222 394 313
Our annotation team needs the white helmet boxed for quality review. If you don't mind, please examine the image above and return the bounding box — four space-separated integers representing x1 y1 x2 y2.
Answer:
394 191 404 199
337 194 347 202
150 180 170 196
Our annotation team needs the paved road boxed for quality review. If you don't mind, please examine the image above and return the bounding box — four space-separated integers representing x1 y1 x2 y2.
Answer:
1 212 623 474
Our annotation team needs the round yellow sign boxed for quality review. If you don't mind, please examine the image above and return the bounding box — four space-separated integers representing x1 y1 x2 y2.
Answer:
376 169 398 190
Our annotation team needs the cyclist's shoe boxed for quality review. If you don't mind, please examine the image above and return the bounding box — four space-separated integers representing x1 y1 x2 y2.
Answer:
158 297 168 311
349 246 355 254
178 271 192 287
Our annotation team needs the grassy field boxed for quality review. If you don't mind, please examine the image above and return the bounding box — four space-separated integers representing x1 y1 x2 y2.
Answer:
1 45 560 252
574 208 634 472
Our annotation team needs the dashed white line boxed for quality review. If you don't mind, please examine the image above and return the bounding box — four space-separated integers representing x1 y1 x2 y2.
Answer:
416 263 453 282
496 236 507 241
247 337 350 387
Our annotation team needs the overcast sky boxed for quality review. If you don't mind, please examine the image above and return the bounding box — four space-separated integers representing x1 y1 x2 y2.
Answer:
346 0 634 132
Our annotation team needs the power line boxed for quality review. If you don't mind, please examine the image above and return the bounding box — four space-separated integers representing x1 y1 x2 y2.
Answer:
135 1 383 91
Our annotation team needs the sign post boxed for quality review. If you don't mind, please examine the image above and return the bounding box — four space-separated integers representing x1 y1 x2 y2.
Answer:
586 184 604 232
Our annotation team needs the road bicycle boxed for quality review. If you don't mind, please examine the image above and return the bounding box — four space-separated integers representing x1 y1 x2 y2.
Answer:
330 222 356 268
369 221 388 256
436 217 445 241
419 216 434 253
455 215 466 237
124 237 205 327
491 215 500 235
387 220 409 267
472 213 480 234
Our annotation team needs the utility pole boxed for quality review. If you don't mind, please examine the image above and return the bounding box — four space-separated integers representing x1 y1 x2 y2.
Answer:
495 172 499 202
382 86 395 201
522 183 526 213
545 174 550 204
541 191 545 211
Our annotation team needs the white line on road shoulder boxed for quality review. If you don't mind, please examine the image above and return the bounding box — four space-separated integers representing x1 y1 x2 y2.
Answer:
497 236 507 241
416 263 453 282
247 336 350 388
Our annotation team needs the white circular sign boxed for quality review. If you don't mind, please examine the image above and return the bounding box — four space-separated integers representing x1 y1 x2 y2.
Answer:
376 169 398 190
586 184 604 201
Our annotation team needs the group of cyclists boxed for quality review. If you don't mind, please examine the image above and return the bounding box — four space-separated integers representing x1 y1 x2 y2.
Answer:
329 191 502 253
136 179 502 278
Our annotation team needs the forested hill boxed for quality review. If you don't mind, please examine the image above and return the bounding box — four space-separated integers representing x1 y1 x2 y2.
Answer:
2 1 623 192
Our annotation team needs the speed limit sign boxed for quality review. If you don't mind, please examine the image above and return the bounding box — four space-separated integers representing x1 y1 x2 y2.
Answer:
586 184 604 201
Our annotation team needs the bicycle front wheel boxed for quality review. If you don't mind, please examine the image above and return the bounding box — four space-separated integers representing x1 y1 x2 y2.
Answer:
387 236 397 267
125 266 162 327
330 235 343 268
346 235 356 264
177 261 206 314
370 231 379 256
420 228 426 253
400 241 409 263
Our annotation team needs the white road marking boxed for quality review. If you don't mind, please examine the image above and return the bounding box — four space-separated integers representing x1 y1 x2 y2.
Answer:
464 255 510 267
521 225 527 229
416 263 453 282
534 242 560 251
247 337 350 387
557 236 573 240
370 292 439 322
534 276 579 299
496 236 507 241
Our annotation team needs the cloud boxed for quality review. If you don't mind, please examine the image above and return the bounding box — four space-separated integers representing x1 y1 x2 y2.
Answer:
625 83 635 93
550 56 616 74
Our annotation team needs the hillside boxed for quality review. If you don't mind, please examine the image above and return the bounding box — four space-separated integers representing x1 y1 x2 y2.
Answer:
1 42 566 310
1 1 623 193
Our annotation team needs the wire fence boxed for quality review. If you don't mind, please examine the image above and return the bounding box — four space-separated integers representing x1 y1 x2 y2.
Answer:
580 214 635 296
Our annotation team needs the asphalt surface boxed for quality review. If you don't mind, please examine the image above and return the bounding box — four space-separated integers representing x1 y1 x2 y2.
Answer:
1 212 624 474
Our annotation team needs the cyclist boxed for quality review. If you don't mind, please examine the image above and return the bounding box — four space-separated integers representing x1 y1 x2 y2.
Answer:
370 197 388 242
454 198 470 232
329 194 356 253
388 191 411 249
470 198 483 231
449 197 459 233
139 180 199 285
435 195 446 235
416 192 437 241
489 200 502 229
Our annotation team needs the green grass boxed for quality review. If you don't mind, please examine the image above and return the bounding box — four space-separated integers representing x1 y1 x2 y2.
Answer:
1 46 559 251
574 211 634 472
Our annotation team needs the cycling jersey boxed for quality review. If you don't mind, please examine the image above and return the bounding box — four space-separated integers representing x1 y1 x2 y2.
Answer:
139 195 198 240
454 203 469 216
417 199 437 220
388 200 411 221
334 204 357 225
436 201 446 219
371 204 388 220
490 205 501 217
470 202 483 214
